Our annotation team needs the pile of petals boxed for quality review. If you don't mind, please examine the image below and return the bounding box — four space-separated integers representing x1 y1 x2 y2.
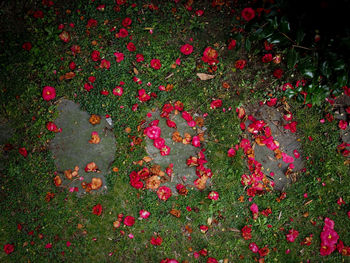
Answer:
320 217 350 256
129 102 210 200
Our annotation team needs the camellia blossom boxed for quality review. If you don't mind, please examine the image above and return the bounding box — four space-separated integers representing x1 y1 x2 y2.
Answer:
208 191 219 200
228 39 236 50
136 53 144 62
3 244 15 255
113 86 123 96
42 86 56 101
192 136 201 147
202 47 218 65
160 145 171 156
157 186 172 201
250 203 259 219
227 148 236 157
180 44 193 55
241 7 255 21
123 216 135 226
22 42 32 51
286 229 299 242
127 42 136 52
150 236 163 246
210 99 222 109
114 52 124 63
46 122 60 132
153 137 165 149
122 17 132 27
339 120 348 130
150 59 161 70
262 53 273 63
249 242 259 253
241 225 252 240
235 59 247 69
91 50 101 61
92 203 102 216
145 125 161 140
139 210 150 219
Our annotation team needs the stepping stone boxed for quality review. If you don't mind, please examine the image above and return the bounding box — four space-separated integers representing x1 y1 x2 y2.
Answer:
245 104 304 191
49 99 116 195
0 118 14 145
145 110 211 195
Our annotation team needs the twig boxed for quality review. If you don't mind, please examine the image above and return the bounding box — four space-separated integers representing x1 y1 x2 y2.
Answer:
292 44 314 51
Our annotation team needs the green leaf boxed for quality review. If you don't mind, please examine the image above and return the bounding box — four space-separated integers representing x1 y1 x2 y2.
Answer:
245 38 251 52
337 73 348 86
280 17 290 33
285 88 296 98
299 61 316 78
320 61 331 78
287 49 298 69
296 30 305 44
334 60 346 71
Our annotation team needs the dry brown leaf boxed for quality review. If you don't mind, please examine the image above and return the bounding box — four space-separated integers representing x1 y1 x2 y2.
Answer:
195 117 204 127
64 169 73 180
91 177 103 190
172 131 182 143
133 67 139 75
194 174 209 190
53 175 62 186
274 149 282 159
145 176 160 190
143 156 153 163
169 209 181 218
196 73 216 80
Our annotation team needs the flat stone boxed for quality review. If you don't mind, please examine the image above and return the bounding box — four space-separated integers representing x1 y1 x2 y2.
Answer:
0 118 14 145
245 104 304 191
49 99 116 195
145 110 210 195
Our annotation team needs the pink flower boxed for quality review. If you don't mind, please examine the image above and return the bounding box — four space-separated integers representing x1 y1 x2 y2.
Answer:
153 137 165 149
337 197 346 206
250 203 259 219
210 99 222 109
45 243 52 249
145 125 161 140
192 136 201 147
180 44 193 55
208 191 219 200
282 152 294 163
100 59 111 69
112 86 123 96
114 52 124 63
199 225 209 233
195 9 204 16
157 186 172 201
321 228 339 246
339 120 348 130
150 59 161 70
241 7 255 21
286 229 299 242
249 242 259 253
227 148 236 157
182 111 193 122
42 86 56 101
139 210 150 219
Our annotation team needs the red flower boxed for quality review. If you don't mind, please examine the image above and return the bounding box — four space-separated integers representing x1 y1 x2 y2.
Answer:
343 85 350 96
59 31 70 43
180 44 193 55
91 50 101 61
227 148 236 157
262 53 273 63
100 59 110 69
208 191 219 200
235 59 246 69
122 17 132 27
241 225 252 240
320 243 336 256
92 204 102 216
84 83 94 92
202 47 218 65
199 225 209 233
136 54 144 62
150 236 163 246
114 52 124 63
207 257 218 263
123 216 135 226
3 244 15 254
42 86 56 101
166 120 177 129
18 147 28 157
22 42 32 51
264 40 274 51
160 145 171 156
241 7 255 22
33 10 44 18
266 98 277 107
157 186 172 201
150 59 161 70
138 89 151 102
339 120 348 130
249 242 259 253
69 61 76 70
210 99 222 109
46 122 59 132
127 42 136 52
112 86 123 96
258 246 270 257
117 28 128 38
273 68 284 79
228 39 236 50
87 19 97 28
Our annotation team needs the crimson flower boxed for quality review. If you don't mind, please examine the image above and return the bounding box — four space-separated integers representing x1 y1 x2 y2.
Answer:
137 89 151 102
117 28 128 38
160 145 171 156
249 242 259 253
210 99 222 109
46 122 59 132
123 216 135 226
92 204 102 216
127 42 136 52
100 59 110 69
112 86 123 96
241 7 255 21
91 50 101 61
241 225 252 240
87 18 97 28
22 42 32 51
145 125 161 140
122 17 132 27
235 59 246 69
153 137 165 149
114 52 124 63
157 186 172 201
150 236 163 246
180 44 193 55
136 54 144 62
227 148 236 157
202 47 218 65
339 120 348 130
3 244 15 255
273 68 284 79
84 83 94 92
262 53 273 63
42 86 56 101
228 39 236 50
150 59 161 70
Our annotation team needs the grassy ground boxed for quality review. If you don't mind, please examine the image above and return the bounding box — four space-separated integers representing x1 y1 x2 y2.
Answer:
0 0 349 262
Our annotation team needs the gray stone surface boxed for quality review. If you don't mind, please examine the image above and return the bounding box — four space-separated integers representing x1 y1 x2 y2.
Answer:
145 111 210 195
245 104 304 191
49 99 116 195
